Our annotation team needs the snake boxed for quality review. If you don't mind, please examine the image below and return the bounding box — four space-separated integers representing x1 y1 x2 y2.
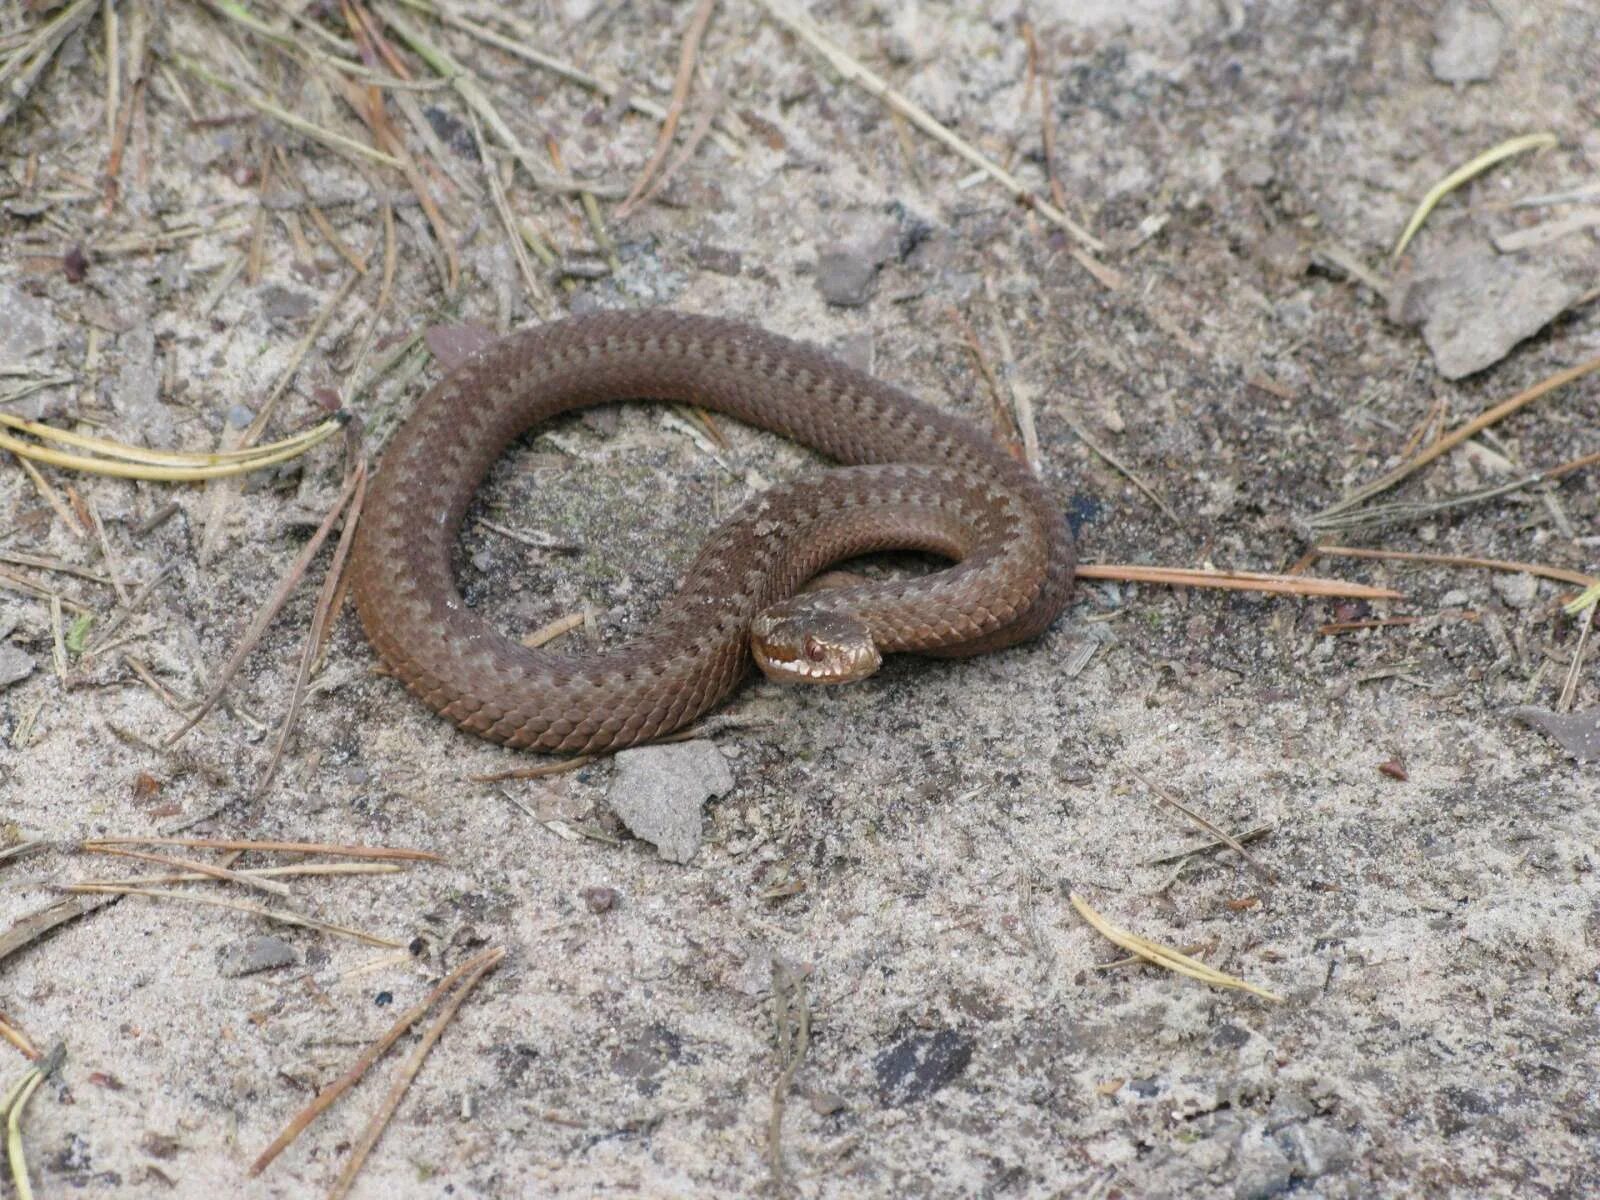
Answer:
350 310 1075 754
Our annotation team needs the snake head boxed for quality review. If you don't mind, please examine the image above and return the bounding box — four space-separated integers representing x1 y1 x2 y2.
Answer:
749 606 881 684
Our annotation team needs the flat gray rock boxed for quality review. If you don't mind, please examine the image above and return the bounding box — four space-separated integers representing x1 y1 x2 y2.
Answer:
1391 228 1597 379
608 741 734 864
815 244 878 307
0 645 36 690
217 934 299 978
0 282 66 361
1511 707 1600 761
1430 2 1504 84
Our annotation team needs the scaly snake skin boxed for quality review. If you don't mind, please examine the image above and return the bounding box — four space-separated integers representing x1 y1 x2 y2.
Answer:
350 311 1075 753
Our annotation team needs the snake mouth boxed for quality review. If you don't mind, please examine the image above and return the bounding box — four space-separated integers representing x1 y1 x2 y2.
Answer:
750 611 882 684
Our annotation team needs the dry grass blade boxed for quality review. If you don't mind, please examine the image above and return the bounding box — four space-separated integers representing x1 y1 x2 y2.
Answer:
175 56 402 169
250 946 505 1178
1069 893 1283 1002
1074 563 1403 601
1392 132 1558 259
1313 545 1596 589
81 837 441 862
1565 583 1600 616
4 1044 64 1200
328 7 461 294
766 962 811 1191
471 109 548 313
0 0 97 128
81 845 292 898
757 0 1105 257
168 464 365 745
0 1014 38 1062
427 1 742 155
614 0 716 219
327 947 504 1199
375 2 625 198
80 862 402 887
0 412 343 481
61 885 405 949
1314 352 1600 523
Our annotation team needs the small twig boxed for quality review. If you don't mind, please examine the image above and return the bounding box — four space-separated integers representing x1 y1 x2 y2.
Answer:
1074 563 1403 601
172 463 366 744
1144 823 1277 867
251 947 504 1179
766 962 811 1191
0 894 123 968
614 0 717 219
471 110 549 314
757 0 1105 257
375 2 625 197
80 845 293 898
81 837 441 862
949 305 1024 461
521 611 586 649
1557 603 1594 714
422 1 742 155
468 755 594 783
1315 352 1600 522
78 862 402 888
175 56 402 169
251 459 368 800
327 948 504 1199
61 885 405 949
1313 545 1595 590
1129 770 1277 886
1065 417 1182 527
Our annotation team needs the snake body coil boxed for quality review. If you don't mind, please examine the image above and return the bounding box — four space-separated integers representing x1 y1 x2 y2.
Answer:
350 311 1075 753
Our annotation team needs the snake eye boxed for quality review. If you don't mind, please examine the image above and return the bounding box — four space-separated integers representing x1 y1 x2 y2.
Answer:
804 636 827 662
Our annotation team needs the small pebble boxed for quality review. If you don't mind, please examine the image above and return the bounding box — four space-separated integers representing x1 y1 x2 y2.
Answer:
217 935 298 978
815 244 877 307
1429 1 1504 84
0 645 37 690
1492 572 1538 610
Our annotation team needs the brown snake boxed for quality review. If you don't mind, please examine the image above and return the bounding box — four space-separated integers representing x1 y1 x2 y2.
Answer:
350 311 1075 754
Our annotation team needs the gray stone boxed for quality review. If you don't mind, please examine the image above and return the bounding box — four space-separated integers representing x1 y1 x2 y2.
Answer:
1492 571 1538 610
0 645 35 690
1430 2 1504 84
1391 228 1596 379
816 244 878 307
112 325 175 448
1231 1129 1295 1200
1511 707 1600 762
1285 1121 1355 1178
608 741 734 863
218 935 300 977
0 282 66 360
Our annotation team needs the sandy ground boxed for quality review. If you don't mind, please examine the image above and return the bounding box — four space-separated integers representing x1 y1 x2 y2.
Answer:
3 1 1598 1196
